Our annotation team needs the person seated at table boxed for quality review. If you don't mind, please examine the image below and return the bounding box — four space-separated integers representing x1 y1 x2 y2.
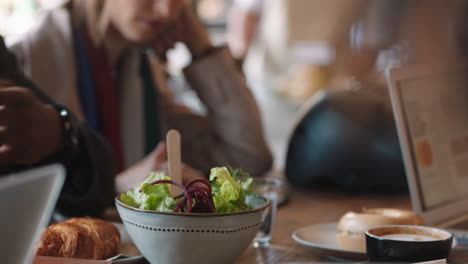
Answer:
8 0 273 193
0 34 206 221
0 35 115 218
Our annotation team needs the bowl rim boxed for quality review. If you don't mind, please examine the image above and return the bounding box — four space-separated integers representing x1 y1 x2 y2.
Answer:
115 194 271 217
365 225 453 242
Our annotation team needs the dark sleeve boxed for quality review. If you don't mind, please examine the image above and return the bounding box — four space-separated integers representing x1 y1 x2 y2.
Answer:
0 36 116 217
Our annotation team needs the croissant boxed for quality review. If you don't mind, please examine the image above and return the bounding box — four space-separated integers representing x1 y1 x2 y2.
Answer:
36 218 120 260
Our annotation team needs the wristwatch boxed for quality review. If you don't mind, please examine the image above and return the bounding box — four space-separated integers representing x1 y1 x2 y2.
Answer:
51 104 80 159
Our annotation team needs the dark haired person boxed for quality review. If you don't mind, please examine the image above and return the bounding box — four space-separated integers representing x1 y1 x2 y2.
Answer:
0 36 115 218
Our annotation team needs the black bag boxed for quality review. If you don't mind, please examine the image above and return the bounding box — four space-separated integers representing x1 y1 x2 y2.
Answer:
285 89 408 194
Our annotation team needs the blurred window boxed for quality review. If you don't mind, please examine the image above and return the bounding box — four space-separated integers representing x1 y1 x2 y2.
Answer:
0 0 64 36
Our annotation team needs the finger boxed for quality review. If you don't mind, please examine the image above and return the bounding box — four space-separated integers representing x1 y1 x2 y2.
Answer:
0 79 14 88
0 108 28 147
0 126 24 150
0 106 18 127
173 22 185 43
0 144 18 165
0 144 32 165
153 41 168 61
160 32 178 51
0 87 34 107
172 0 186 16
163 17 183 41
0 107 28 145
0 144 9 153
154 24 179 57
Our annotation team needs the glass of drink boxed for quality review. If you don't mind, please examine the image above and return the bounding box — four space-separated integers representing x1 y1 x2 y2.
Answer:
251 177 283 248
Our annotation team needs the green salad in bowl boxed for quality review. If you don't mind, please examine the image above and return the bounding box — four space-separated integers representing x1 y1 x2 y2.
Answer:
115 167 270 264
119 166 267 214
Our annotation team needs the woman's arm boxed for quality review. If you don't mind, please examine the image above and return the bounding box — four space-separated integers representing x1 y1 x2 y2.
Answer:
150 3 273 176
163 47 273 176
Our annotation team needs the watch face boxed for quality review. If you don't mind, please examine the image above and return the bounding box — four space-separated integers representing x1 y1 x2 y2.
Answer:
58 108 68 117
53 105 79 149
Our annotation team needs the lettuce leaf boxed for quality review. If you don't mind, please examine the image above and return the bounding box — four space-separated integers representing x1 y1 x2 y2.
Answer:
120 172 177 212
120 167 259 214
209 167 254 213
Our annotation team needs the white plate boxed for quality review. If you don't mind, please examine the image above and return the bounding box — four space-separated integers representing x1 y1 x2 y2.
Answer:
292 222 368 261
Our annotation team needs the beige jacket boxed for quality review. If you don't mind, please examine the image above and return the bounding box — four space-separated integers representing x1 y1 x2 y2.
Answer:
8 7 273 176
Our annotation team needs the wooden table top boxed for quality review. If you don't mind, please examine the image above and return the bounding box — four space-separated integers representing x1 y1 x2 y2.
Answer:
235 188 412 263
112 187 468 263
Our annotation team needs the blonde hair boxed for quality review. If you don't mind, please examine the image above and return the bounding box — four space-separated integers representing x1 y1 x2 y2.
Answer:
68 0 110 45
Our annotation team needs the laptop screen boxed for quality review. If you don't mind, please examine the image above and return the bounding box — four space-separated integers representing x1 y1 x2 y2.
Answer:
0 165 64 264
396 69 468 211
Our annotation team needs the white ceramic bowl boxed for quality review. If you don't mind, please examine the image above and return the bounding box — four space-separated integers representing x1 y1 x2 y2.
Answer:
115 196 270 264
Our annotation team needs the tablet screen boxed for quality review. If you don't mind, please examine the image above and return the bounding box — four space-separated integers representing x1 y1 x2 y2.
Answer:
397 70 468 210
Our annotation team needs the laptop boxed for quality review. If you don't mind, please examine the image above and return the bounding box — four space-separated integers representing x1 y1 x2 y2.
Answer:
386 62 468 240
0 164 65 264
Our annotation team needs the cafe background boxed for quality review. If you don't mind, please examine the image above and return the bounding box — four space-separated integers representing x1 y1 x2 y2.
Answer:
0 0 378 171
0 0 442 171
5 1 468 263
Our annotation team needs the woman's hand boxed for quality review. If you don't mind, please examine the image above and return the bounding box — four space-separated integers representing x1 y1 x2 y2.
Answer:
0 80 63 165
116 141 206 193
226 2 261 61
153 2 213 60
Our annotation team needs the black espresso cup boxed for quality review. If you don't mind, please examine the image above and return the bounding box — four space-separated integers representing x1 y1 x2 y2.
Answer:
365 225 453 263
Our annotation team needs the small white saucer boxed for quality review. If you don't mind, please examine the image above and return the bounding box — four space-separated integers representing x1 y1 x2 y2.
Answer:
292 222 368 261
